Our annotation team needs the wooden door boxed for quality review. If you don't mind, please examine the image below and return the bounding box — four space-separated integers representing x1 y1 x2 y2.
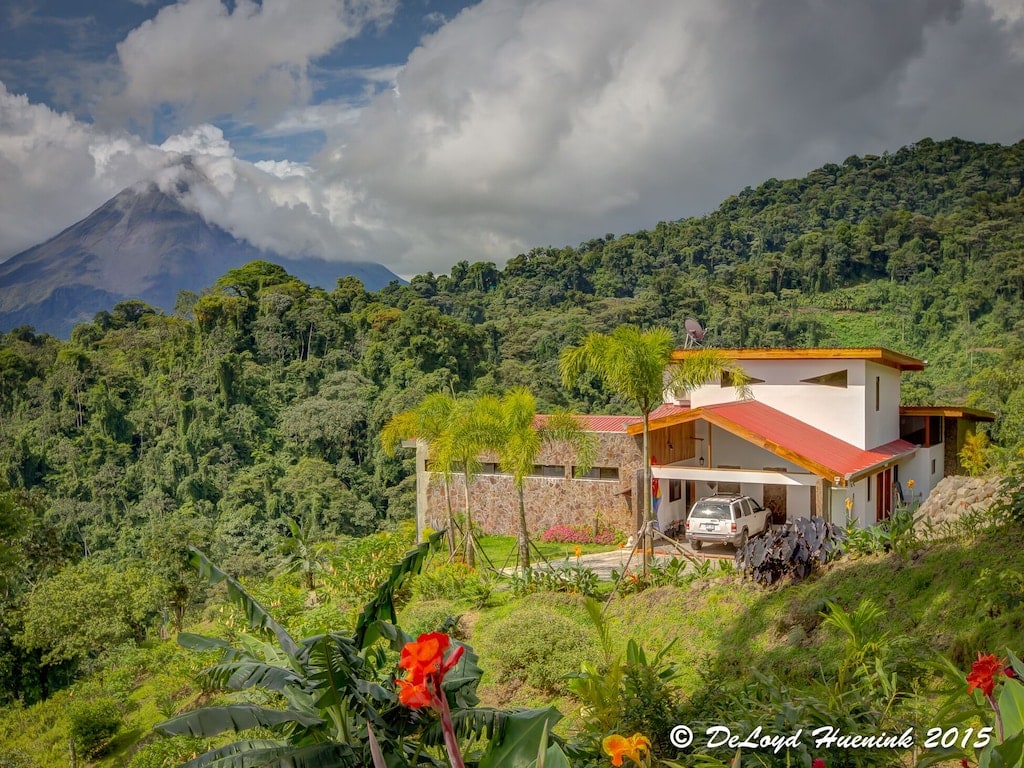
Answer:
875 468 893 522
763 484 787 525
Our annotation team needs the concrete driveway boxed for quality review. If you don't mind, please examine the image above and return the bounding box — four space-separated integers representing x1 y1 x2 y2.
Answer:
523 538 736 580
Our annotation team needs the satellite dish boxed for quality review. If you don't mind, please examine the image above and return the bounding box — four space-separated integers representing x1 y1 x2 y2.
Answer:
684 317 705 348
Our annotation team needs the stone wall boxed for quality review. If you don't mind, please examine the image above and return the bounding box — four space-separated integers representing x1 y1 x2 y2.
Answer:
914 475 1004 529
423 432 644 537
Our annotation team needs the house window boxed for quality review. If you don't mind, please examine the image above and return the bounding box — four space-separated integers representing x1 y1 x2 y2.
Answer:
931 458 936 475
722 371 765 387
531 464 566 478
479 462 499 474
800 369 848 388
717 465 741 495
867 476 872 501
574 466 620 481
669 479 682 502
875 377 880 412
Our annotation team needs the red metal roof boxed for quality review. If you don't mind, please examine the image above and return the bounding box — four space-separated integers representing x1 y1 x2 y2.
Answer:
535 404 688 434
634 400 916 483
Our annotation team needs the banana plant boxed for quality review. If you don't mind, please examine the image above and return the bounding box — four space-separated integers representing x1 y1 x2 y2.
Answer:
156 534 566 767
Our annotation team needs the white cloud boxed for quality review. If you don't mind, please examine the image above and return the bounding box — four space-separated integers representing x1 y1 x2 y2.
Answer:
109 0 397 128
3 0 1024 280
317 0 1024 275
0 82 163 257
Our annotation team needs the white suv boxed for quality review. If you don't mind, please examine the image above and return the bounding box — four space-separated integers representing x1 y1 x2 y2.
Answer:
685 494 770 551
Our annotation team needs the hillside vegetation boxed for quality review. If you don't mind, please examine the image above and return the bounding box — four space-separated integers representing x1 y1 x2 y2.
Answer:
1 135 1024 763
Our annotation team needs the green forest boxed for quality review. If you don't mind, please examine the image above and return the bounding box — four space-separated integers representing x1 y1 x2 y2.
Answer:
1 136 1024 765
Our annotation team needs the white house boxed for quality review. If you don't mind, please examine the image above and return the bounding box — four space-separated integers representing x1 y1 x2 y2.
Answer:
413 347 993 539
640 348 993 530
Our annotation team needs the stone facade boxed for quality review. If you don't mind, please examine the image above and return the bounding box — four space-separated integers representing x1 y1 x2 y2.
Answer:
419 432 645 538
914 475 1005 529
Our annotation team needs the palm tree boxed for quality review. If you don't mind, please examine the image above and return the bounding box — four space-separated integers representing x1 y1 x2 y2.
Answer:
382 393 460 556
381 393 496 567
277 513 330 598
432 394 500 568
494 387 597 574
559 325 748 571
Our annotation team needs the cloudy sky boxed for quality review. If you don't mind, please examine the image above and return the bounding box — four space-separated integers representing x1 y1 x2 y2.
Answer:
1 0 1023 279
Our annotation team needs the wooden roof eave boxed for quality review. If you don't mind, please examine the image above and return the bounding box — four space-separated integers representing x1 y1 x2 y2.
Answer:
627 407 845 484
899 405 996 422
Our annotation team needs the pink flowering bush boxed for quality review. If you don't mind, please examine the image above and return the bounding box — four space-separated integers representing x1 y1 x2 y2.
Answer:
540 523 619 544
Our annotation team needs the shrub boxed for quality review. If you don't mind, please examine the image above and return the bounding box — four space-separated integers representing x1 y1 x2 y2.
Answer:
0 750 39 768
68 697 123 759
735 516 844 586
412 562 492 605
399 600 467 639
477 603 596 693
127 736 210 768
511 564 600 597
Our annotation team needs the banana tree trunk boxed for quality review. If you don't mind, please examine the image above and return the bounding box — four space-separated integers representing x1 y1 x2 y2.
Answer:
517 485 530 575
443 479 456 557
462 464 475 568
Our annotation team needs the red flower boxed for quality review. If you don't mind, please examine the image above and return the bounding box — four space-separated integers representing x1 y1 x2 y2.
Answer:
396 677 432 708
395 632 464 709
812 759 827 768
967 653 1009 697
399 631 449 684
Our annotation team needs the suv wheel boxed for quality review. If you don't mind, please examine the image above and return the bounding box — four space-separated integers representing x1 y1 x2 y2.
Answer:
691 539 703 552
738 529 748 550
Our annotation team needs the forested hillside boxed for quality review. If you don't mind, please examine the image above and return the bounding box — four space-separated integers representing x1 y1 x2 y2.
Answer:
1 135 1023 707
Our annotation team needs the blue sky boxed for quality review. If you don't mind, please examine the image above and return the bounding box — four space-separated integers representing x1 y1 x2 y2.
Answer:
1 0 1023 278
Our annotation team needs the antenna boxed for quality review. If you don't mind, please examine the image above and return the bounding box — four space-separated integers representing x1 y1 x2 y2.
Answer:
683 317 705 348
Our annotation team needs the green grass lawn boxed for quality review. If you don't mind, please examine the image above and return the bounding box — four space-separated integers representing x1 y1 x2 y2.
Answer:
474 534 620 570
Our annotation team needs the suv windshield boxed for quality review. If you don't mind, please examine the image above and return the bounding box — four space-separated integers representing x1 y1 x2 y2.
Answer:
691 502 731 520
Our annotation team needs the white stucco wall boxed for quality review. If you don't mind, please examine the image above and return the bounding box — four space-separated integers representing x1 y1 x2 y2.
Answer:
686 358 905 448
863 362 902 449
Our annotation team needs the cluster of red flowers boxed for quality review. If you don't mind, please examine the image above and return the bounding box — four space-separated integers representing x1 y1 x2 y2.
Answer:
395 631 464 709
540 523 618 544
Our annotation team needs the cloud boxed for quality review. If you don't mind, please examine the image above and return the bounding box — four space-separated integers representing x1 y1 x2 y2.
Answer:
0 81 163 257
3 0 1024 281
108 0 397 128
319 0 1024 275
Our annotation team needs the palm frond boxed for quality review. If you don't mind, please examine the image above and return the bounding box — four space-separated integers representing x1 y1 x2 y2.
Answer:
189 548 300 659
181 741 359 768
177 740 283 768
352 531 444 648
198 660 307 693
156 704 323 738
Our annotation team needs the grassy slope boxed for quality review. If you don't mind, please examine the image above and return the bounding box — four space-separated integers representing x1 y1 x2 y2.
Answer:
3 522 1022 765
467 522 1024 709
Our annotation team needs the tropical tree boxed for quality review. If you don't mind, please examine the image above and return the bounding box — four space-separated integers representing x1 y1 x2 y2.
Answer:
432 395 501 568
382 393 461 556
494 387 597 573
559 325 748 570
157 542 565 768
383 393 498 568
277 513 331 599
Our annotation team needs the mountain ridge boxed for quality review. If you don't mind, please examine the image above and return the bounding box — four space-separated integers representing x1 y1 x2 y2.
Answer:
0 181 401 337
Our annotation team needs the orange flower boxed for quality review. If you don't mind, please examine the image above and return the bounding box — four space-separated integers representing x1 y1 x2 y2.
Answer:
602 733 651 766
844 497 853 512
395 632 464 710
574 545 583 559
907 479 915 489
396 677 432 707
967 653 1009 697
399 632 449 683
